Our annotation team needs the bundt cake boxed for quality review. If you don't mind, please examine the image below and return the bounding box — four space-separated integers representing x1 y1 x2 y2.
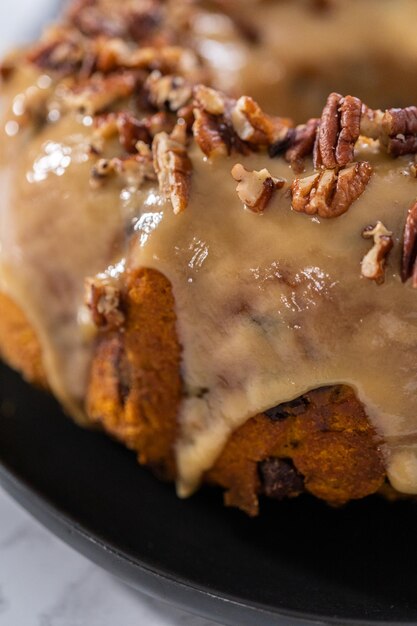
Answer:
0 0 416 515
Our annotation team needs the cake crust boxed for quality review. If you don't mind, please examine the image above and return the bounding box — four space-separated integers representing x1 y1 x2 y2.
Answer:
0 273 386 515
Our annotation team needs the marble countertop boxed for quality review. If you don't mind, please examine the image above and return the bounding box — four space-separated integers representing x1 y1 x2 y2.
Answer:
0 487 220 626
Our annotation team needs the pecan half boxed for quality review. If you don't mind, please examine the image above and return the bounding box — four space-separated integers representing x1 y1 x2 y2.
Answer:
314 92 362 169
145 70 192 112
85 276 124 330
231 163 285 213
361 222 393 284
291 162 373 218
153 122 192 214
401 200 417 286
382 107 417 157
269 118 319 172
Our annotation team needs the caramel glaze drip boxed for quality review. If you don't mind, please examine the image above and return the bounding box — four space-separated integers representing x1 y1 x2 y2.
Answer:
0 56 416 496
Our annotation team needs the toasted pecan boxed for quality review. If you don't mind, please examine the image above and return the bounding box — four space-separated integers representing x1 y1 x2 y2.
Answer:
153 122 192 214
314 93 362 169
145 70 192 112
401 200 417 286
231 95 290 146
361 222 393 284
291 162 373 218
90 150 156 189
231 163 285 213
270 118 319 172
64 71 137 115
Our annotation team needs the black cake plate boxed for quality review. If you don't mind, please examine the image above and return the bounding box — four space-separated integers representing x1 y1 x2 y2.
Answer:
1 362 417 626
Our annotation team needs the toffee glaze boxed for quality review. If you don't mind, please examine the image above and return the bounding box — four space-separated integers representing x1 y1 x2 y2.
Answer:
1 65 416 497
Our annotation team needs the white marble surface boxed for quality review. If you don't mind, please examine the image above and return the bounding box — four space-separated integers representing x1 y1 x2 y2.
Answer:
0 487 221 626
0 3 221 625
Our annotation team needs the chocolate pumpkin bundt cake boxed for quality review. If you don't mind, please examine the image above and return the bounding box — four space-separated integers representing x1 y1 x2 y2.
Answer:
0 0 416 515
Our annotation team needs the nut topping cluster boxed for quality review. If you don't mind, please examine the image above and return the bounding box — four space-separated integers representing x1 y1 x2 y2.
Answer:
361 222 393 284
192 87 290 159
17 8 417 288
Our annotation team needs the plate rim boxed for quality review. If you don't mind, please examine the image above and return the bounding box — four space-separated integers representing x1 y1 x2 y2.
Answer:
0 457 413 626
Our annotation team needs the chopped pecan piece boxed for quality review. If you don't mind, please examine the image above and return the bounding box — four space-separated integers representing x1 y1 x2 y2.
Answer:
269 118 319 172
145 70 192 112
192 88 250 158
116 111 152 152
146 111 177 137
193 108 229 158
231 95 291 145
94 38 133 73
127 3 165 44
401 200 417 286
153 122 192 214
90 149 155 189
193 86 291 158
64 72 137 115
91 110 176 155
361 222 393 284
380 107 417 157
105 44 202 79
383 106 417 137
387 135 417 158
291 162 373 218
231 163 285 213
85 276 124 330
314 92 362 169
27 27 88 76
360 106 384 140
68 0 166 45
193 85 225 116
